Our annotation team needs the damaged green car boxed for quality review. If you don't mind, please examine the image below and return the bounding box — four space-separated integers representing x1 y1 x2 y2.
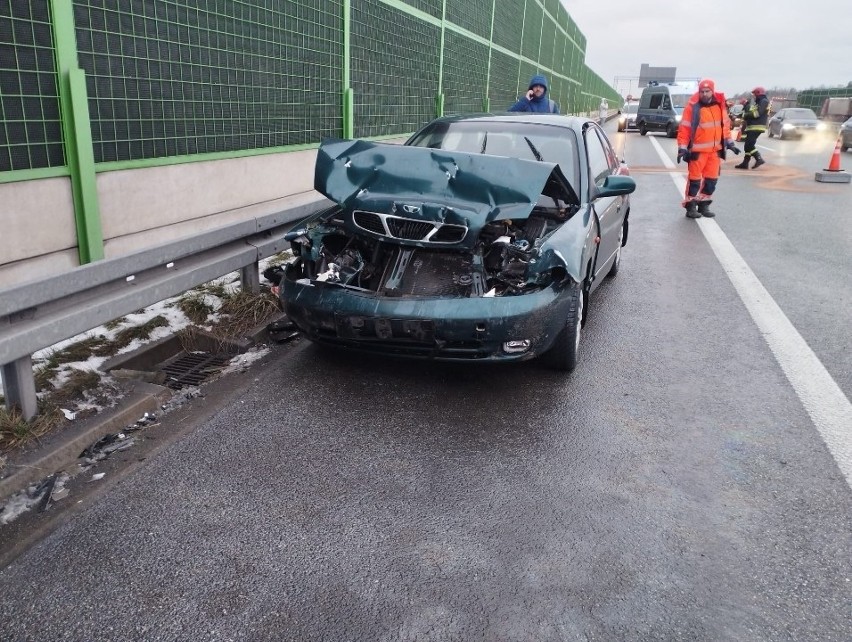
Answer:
279 114 636 371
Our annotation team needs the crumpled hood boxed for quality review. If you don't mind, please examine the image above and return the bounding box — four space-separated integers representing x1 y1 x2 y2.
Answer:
314 139 579 248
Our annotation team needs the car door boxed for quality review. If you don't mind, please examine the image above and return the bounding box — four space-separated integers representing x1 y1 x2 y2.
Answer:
659 94 673 129
648 91 663 128
585 125 623 283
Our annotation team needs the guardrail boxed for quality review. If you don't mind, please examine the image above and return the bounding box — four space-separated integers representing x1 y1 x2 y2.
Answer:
1 196 330 420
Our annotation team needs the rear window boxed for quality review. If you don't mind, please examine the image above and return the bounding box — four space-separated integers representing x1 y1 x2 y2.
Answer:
623 103 638 114
407 120 580 188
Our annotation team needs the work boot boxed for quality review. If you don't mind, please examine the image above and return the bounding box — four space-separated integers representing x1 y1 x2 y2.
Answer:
752 152 765 169
734 156 751 169
685 201 700 218
697 201 715 218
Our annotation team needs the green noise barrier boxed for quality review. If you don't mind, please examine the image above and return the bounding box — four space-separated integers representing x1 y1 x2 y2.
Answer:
1 0 619 175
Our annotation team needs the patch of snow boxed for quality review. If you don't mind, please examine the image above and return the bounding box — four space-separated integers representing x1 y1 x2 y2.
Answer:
2 257 285 398
219 346 271 376
0 473 70 525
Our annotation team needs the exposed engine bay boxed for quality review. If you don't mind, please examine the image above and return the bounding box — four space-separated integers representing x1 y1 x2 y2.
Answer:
285 198 577 298
286 138 585 298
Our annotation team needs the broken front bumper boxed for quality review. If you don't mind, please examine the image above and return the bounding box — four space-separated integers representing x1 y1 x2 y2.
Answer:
280 279 572 362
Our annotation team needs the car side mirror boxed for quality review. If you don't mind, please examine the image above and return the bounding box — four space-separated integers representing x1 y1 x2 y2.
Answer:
594 175 636 199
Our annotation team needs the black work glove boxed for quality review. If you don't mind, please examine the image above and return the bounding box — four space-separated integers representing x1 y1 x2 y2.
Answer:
727 142 742 155
677 147 689 164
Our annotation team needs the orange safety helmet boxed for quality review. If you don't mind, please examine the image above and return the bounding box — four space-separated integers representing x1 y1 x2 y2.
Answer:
752 86 765 95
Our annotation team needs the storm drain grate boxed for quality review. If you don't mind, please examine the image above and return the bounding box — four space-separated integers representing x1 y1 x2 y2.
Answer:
160 352 231 390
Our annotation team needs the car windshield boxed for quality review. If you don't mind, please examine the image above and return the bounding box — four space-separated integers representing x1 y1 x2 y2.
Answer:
407 120 580 188
786 109 817 119
671 94 691 108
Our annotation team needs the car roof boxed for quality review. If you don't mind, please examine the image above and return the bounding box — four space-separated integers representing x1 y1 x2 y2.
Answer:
423 113 593 134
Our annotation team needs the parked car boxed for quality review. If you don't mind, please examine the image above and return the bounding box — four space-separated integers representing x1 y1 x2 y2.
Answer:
728 103 744 129
841 116 852 152
767 108 828 139
617 101 639 132
278 114 636 371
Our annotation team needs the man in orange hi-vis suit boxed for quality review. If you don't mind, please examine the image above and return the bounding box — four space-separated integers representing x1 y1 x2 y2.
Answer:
676 78 741 218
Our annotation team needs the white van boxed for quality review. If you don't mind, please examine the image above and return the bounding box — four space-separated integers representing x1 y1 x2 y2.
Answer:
635 82 697 138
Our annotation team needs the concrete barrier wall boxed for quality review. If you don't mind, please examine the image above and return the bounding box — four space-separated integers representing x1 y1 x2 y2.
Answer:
0 178 79 288
98 149 320 259
0 150 315 289
0 139 406 290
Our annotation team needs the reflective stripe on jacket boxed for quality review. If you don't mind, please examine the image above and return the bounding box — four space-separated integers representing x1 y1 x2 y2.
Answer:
743 94 769 132
677 91 732 153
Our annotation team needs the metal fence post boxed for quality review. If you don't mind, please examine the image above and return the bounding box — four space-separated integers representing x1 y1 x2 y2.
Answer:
50 0 104 264
342 0 353 139
2 356 38 420
436 0 446 118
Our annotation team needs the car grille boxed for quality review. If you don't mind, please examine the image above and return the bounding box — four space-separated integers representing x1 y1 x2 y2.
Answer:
353 211 467 243
387 217 434 240
353 211 385 234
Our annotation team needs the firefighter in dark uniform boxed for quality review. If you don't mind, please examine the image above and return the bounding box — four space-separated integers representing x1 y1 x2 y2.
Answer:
735 86 770 169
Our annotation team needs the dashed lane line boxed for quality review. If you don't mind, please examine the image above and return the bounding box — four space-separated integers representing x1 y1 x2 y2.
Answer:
648 134 852 489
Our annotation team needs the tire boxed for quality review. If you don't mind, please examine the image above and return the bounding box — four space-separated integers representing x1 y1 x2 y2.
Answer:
768 128 774 138
607 222 625 278
779 129 786 140
543 282 584 372
617 124 625 132
666 122 677 138
842 144 849 152
638 122 647 136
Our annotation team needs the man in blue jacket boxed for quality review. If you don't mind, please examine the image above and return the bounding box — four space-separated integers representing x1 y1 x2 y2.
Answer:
508 75 560 113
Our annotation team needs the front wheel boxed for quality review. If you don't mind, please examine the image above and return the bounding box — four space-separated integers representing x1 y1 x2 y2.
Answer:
666 122 677 138
543 283 584 372
768 128 774 138
638 122 647 136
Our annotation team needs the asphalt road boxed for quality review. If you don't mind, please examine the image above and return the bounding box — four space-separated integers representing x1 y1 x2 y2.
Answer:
1 124 851 641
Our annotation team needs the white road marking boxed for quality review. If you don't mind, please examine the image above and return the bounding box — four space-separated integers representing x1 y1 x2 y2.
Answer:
649 135 852 488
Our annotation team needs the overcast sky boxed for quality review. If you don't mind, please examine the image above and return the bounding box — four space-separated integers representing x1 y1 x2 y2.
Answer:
563 0 851 98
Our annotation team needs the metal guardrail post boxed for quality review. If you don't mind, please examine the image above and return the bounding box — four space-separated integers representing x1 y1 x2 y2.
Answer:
2 356 38 420
240 261 260 294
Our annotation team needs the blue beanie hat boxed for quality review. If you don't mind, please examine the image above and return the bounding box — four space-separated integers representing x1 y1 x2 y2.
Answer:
528 75 548 90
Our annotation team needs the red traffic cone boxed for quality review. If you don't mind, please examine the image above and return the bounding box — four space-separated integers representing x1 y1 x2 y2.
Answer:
825 138 843 171
815 137 851 183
